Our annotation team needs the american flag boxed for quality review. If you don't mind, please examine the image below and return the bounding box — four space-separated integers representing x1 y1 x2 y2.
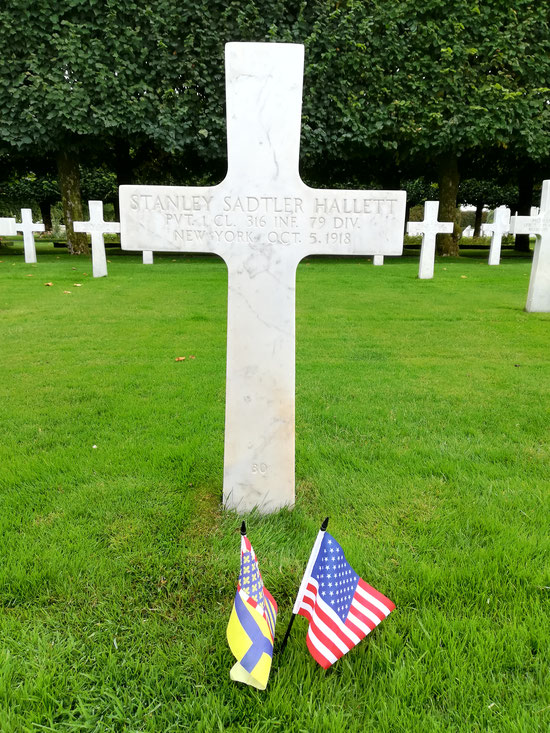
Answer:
296 532 394 668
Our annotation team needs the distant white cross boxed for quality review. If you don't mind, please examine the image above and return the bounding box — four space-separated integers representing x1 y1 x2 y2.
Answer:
0 218 16 236
373 255 384 266
511 179 550 312
407 201 453 279
485 206 511 266
15 209 44 264
74 201 120 278
143 251 154 265
120 42 407 514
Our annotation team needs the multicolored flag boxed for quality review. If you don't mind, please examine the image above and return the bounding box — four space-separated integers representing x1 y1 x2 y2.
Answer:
226 525 278 690
292 527 394 669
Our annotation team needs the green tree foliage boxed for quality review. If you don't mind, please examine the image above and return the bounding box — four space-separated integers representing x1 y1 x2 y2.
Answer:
302 0 550 252
0 1 549 256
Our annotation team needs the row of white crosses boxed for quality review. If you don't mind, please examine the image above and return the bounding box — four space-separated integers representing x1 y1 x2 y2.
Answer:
0 203 151 275
1 192 537 287
77 198 452 280
373 202 514 274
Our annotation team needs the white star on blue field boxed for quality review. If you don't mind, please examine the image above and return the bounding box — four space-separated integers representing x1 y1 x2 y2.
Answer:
311 535 359 621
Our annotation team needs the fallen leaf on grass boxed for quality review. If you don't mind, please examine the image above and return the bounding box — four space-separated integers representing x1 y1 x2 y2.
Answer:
45 282 53 286
73 283 82 287
189 355 196 360
63 290 71 294
107 259 112 263
172 259 177 262
175 356 186 362
72 267 76 270
26 274 33 277
460 275 467 279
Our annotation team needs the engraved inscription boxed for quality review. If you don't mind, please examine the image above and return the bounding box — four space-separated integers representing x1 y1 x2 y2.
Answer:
252 463 268 475
123 190 401 252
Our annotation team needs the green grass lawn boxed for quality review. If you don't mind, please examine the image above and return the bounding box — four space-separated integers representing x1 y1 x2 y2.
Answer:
0 242 549 731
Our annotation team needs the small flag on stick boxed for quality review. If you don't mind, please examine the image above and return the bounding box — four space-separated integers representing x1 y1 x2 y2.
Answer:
226 522 278 689
290 523 395 669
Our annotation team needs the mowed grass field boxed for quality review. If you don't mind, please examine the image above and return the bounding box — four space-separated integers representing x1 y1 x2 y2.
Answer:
0 241 549 732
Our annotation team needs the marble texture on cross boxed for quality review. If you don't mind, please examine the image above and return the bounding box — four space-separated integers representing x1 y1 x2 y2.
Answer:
511 180 550 312
74 201 120 278
485 206 511 266
16 209 44 264
120 42 407 514
407 201 453 279
143 251 154 265
0 218 16 236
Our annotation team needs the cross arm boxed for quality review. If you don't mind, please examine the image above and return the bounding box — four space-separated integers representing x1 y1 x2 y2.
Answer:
511 215 542 236
0 218 17 236
301 188 407 258
120 184 223 254
406 220 453 236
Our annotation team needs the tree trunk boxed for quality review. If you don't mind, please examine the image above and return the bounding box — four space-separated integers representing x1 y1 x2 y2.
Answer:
515 169 533 252
39 200 53 232
473 200 483 238
437 153 461 256
56 149 89 254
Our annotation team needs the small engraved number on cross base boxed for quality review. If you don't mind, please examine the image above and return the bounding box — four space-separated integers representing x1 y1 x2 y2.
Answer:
252 463 268 475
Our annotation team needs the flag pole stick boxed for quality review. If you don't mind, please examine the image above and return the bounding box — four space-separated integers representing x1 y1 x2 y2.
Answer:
279 517 329 654
241 520 246 536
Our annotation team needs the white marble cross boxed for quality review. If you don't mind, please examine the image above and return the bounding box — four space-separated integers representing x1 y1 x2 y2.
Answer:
120 42 406 514
485 206 511 266
74 201 120 278
0 218 16 236
15 209 44 264
511 180 550 312
407 201 453 279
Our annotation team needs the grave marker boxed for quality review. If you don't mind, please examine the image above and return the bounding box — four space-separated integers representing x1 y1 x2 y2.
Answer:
511 180 550 312
74 201 120 278
120 43 406 513
143 251 154 265
373 255 384 266
15 209 44 264
485 206 511 266
407 201 453 279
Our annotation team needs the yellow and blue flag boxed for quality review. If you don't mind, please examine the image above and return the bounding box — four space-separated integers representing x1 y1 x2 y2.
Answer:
226 528 277 690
